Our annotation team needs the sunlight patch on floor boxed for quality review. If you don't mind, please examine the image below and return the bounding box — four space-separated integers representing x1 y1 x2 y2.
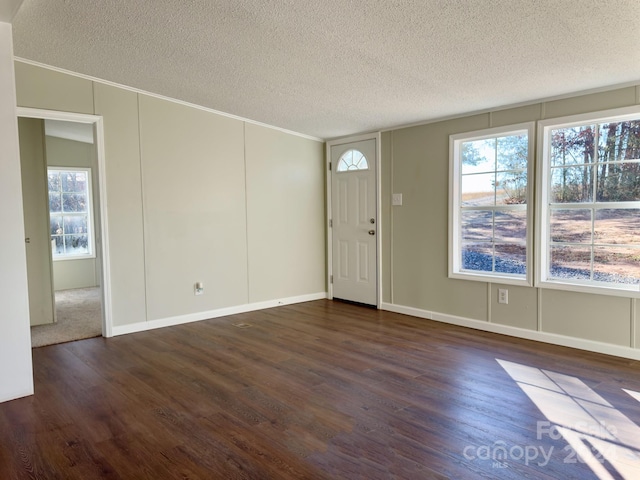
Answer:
497 359 640 479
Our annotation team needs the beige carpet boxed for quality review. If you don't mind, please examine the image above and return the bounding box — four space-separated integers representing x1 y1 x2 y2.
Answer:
31 287 102 348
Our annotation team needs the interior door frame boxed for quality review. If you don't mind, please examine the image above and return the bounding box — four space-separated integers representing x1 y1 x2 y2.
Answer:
326 132 382 307
17 107 113 338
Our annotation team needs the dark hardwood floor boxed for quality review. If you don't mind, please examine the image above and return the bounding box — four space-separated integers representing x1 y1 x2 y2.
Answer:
1 300 640 479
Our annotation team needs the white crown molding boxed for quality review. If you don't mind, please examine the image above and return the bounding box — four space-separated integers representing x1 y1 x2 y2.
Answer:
374 79 640 138
14 57 325 143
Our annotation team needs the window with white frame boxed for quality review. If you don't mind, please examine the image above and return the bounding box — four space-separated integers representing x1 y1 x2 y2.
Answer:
449 123 534 285
48 168 94 260
538 107 640 295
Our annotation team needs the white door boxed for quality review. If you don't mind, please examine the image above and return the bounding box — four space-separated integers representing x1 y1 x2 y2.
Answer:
331 138 377 305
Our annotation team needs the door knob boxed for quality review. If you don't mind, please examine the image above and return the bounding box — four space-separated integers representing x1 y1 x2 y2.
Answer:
368 230 375 235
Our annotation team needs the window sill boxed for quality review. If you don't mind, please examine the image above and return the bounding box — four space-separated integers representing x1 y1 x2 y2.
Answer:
52 254 96 262
449 271 532 287
536 278 640 299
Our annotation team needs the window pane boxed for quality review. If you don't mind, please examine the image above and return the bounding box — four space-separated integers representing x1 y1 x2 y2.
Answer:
593 246 640 285
48 172 60 192
597 121 640 163
550 209 592 244
550 166 593 203
62 193 88 212
461 139 495 174
595 162 640 202
336 149 368 172
497 134 528 171
63 234 89 255
496 170 527 205
461 173 495 206
64 215 88 234
461 243 493 272
550 125 595 167
61 171 88 192
461 210 492 242
49 193 61 213
495 244 526 275
494 210 526 243
51 236 64 255
549 245 591 280
50 215 63 235
595 209 640 245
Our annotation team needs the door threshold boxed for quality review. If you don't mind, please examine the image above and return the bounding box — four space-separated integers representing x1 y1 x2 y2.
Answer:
332 298 377 309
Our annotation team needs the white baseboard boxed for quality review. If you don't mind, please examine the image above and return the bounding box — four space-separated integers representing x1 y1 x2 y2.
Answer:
0 387 34 404
111 292 327 336
381 302 640 361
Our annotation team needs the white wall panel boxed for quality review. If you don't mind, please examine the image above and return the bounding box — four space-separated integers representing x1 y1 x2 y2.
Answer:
0 22 33 402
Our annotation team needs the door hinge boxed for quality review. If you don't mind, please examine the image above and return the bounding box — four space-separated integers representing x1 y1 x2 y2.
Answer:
330 275 333 284
329 219 332 227
329 162 332 171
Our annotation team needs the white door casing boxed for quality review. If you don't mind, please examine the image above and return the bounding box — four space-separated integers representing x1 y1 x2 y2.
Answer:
17 107 113 338
330 137 378 305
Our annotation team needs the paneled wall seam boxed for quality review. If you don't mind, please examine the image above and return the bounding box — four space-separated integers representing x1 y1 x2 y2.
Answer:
243 122 251 303
390 130 394 304
632 299 637 348
537 288 542 331
136 93 150 322
487 283 492 322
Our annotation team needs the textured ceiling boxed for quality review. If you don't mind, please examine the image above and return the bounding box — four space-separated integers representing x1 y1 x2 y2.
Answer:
11 0 640 140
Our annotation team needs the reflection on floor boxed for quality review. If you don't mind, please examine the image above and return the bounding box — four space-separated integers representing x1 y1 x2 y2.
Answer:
30 287 102 348
498 359 640 479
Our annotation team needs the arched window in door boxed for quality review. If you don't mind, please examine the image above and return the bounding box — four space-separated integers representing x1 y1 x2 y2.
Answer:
336 149 369 172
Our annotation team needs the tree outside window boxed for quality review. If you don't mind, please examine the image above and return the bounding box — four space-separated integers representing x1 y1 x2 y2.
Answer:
449 123 534 286
539 107 640 295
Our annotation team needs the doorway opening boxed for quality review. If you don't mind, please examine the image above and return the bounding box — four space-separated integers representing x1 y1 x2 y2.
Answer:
17 108 112 346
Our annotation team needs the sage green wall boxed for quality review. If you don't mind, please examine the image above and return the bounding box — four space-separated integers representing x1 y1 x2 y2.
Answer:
383 86 640 349
93 83 147 327
15 62 326 328
139 95 248 319
245 123 325 302
45 135 98 291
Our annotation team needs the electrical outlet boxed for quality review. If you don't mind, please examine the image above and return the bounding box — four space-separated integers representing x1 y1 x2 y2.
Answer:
194 282 204 296
498 288 508 304
392 193 403 206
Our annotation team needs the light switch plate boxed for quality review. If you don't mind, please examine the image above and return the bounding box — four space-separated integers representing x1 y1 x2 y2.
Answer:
392 193 403 206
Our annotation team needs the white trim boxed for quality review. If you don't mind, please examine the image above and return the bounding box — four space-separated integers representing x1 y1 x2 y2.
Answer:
0 388 34 404
111 292 327 336
14 58 324 144
380 302 640 361
16 107 114 338
95 117 113 337
48 166 96 261
326 132 382 307
631 298 637 349
535 105 640 298
449 122 535 287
